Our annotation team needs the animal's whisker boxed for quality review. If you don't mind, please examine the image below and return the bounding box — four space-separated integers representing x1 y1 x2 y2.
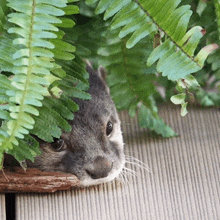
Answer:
118 172 130 186
123 172 131 186
124 172 137 179
117 173 124 183
125 155 147 164
122 167 138 177
125 155 150 166
125 155 152 173
119 173 125 182
125 159 149 169
126 161 152 173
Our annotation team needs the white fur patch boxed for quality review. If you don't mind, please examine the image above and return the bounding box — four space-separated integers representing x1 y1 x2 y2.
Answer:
80 157 125 186
109 121 123 148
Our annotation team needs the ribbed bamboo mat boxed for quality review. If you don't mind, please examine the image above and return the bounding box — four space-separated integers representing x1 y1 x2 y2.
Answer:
0 194 6 220
15 104 220 220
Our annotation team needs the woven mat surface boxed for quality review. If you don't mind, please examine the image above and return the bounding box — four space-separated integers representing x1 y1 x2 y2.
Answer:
0 194 6 220
15 105 220 220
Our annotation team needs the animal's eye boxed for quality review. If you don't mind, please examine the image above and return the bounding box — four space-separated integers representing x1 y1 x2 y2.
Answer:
106 121 113 136
51 138 65 151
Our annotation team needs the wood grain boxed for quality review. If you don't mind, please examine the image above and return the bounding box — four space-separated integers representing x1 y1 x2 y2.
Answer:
0 167 80 193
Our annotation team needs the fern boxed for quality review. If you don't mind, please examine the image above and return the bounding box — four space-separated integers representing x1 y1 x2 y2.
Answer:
81 0 219 120
73 1 219 136
0 0 88 167
171 0 220 109
95 27 176 137
0 1 7 32
214 0 220 39
87 0 217 81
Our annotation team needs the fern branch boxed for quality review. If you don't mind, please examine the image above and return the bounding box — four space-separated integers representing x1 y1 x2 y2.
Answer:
0 0 83 166
96 26 176 137
214 0 220 40
90 0 218 81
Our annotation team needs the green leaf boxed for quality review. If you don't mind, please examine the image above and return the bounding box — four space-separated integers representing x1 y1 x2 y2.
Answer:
9 105 39 116
31 117 61 142
128 101 138 118
35 4 65 16
147 40 171 66
43 97 74 120
0 149 4 169
104 0 131 20
126 23 157 49
195 43 219 67
0 110 10 120
51 48 75 60
138 104 177 138
62 5 79 15
184 75 200 88
55 18 75 28
60 83 91 100
85 0 98 5
170 93 186 105
34 13 62 24
6 135 40 163
50 39 76 52
37 0 67 8
181 102 188 117
95 0 112 14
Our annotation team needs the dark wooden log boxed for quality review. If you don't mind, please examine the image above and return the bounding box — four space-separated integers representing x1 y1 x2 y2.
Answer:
0 167 81 193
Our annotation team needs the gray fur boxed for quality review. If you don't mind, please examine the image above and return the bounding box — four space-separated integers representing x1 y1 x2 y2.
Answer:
27 63 125 186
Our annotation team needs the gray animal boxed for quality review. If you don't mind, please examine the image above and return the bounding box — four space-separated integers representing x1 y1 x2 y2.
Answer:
25 62 125 186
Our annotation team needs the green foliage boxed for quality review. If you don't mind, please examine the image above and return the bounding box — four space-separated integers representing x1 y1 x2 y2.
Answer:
86 0 217 80
0 0 89 167
138 103 177 137
97 29 176 137
170 75 200 116
189 0 220 107
0 0 219 167
76 0 219 133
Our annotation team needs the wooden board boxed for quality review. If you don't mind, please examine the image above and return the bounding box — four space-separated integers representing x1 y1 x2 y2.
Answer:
0 194 6 220
0 168 80 193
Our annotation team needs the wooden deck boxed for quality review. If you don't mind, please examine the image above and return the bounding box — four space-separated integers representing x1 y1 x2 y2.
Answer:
0 194 6 219
2 104 220 220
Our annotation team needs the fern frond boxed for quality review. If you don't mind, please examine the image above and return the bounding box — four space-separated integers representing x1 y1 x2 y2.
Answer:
6 135 41 163
0 1 6 32
138 103 176 137
0 0 82 165
89 0 218 81
32 109 63 142
30 56 89 143
214 0 220 39
96 27 176 137
207 48 220 84
69 8 177 137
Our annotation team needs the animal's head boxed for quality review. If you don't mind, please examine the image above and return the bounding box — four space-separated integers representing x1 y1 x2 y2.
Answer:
29 63 125 186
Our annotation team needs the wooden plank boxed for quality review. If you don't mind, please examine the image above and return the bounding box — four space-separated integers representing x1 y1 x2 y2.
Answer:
0 194 6 220
0 168 80 193
14 105 220 219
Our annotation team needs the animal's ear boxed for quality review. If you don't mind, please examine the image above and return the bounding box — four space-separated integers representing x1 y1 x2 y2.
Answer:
85 59 94 74
97 66 107 82
97 65 110 94
85 60 110 94
84 60 107 81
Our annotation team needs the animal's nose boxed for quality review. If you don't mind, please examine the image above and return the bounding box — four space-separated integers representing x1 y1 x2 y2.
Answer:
86 156 113 179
